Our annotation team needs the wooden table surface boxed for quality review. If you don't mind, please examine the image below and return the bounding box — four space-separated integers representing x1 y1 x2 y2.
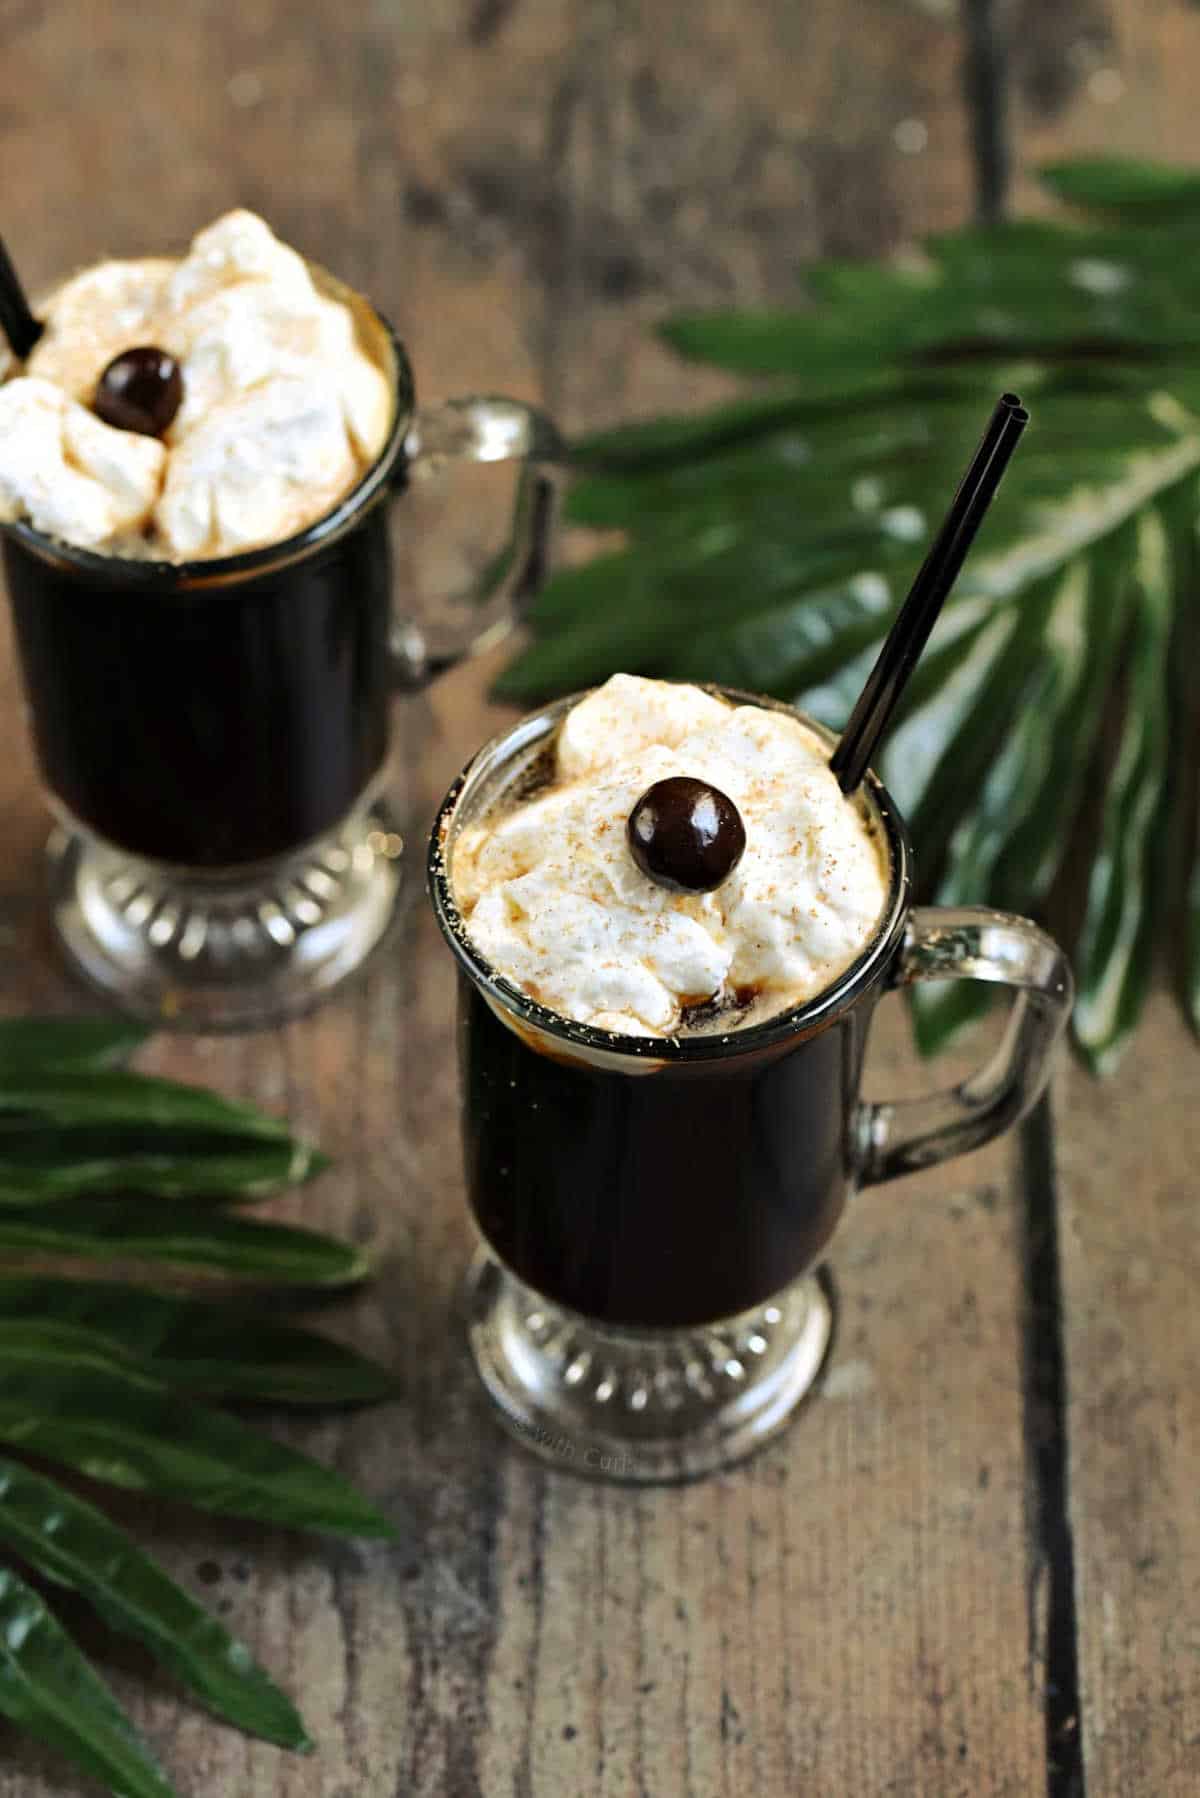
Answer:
2 3 1199 1794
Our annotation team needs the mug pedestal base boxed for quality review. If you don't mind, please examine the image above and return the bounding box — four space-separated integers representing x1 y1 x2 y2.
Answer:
48 801 403 1031
465 1251 833 1484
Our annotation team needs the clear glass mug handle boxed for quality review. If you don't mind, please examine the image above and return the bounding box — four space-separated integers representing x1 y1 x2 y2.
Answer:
389 396 566 691
857 906 1074 1185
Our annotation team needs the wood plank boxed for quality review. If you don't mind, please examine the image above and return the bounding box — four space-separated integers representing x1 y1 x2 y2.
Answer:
0 0 1156 1793
1055 997 1200 1797
1017 6 1200 1794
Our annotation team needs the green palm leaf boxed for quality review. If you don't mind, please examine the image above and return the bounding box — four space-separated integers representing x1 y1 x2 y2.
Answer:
0 1017 150 1073
912 546 1132 1050
499 156 1200 1067
0 1066 325 1201
0 1069 296 1137
0 1459 309 1749
0 1135 324 1204
0 1566 174 1798
0 1195 369 1284
1039 156 1200 221
1073 511 1174 1070
0 1322 392 1536
0 1277 397 1404
0 1020 395 1796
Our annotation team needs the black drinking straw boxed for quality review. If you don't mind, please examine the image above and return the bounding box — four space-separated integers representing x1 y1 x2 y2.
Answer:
829 391 1028 795
0 236 42 361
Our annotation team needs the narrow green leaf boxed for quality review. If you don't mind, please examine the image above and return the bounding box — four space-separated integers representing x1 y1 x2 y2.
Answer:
986 539 1135 907
659 224 1200 376
910 631 1078 1055
822 588 1058 1055
795 589 997 733
0 1277 397 1405
1040 156 1200 221
570 374 936 473
0 1132 326 1205
141 1329 395 1406
1073 510 1174 1071
874 602 1030 836
0 1017 149 1074
1158 477 1200 1038
500 525 915 702
0 1565 175 1798
573 385 821 472
566 394 969 533
0 1069 294 1140
672 573 897 697
912 543 1135 1053
494 554 718 699
521 543 684 642
0 1056 326 1203
572 367 1096 478
659 306 883 377
0 1458 308 1748
0 1325 393 1536
955 415 1200 603
0 1197 368 1285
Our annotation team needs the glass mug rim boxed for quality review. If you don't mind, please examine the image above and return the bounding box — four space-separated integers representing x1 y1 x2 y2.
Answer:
0 267 413 596
427 683 914 1066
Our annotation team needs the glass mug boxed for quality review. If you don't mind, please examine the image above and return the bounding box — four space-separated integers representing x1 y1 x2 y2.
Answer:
428 687 1074 1483
0 270 562 1028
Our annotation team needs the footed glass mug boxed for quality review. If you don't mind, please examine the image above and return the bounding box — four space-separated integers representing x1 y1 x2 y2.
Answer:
429 688 1074 1483
0 272 562 1028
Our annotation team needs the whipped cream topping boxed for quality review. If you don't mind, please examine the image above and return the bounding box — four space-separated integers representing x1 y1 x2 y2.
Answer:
0 377 165 548
453 675 890 1037
0 211 391 558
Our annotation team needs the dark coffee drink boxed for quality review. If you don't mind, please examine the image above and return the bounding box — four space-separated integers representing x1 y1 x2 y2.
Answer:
3 514 393 867
0 210 404 868
441 675 895 1327
459 972 880 1328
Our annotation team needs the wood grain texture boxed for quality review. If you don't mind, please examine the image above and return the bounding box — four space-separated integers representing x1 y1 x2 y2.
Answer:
0 1 1197 1794
1056 996 1200 1798
1018 7 1200 1796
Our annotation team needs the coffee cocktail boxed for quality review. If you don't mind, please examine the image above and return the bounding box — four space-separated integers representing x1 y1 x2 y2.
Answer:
0 212 560 1025
430 676 1073 1481
1 213 396 874
451 675 890 1325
